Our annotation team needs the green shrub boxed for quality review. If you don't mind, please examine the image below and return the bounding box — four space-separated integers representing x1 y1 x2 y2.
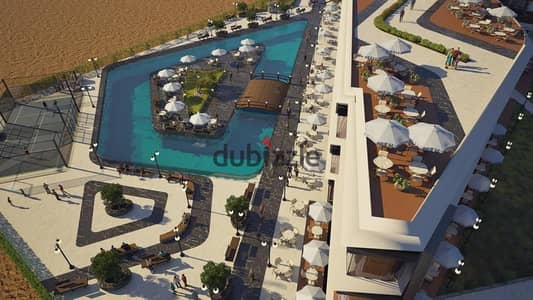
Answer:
100 183 124 208
212 19 225 29
246 8 257 21
91 251 125 283
200 261 231 293
237 2 248 12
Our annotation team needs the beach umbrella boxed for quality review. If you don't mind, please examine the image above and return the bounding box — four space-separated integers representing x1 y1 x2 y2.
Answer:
306 113 326 126
367 74 404 95
180 55 197 64
492 124 507 136
238 45 256 53
453 205 480 228
408 122 456 153
303 240 329 267
211 48 227 57
488 6 516 18
434 241 463 269
164 99 185 113
468 174 491 192
316 70 333 80
308 201 332 223
481 147 504 164
459 0 481 3
296 286 326 300
357 43 390 60
303 157 326 172
240 38 256 46
189 112 211 126
380 38 412 54
314 83 332 94
162 82 182 93
365 118 410 148
157 68 176 78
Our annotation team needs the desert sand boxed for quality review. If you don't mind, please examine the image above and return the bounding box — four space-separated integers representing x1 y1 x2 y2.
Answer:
1 0 253 86
0 248 40 299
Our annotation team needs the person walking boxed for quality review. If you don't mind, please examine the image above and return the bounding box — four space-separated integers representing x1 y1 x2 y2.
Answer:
445 48 454 69
43 183 51 194
169 282 177 294
51 189 61 201
410 0 416 9
294 166 299 177
451 47 461 69
173 274 182 288
181 274 188 288
400 8 405 22
58 184 70 198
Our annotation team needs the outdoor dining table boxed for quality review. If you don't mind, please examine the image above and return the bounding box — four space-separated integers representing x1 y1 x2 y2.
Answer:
470 12 481 17
373 156 393 169
311 225 323 238
494 31 507 37
469 24 481 29
450 6 460 10
403 106 420 118
374 104 391 114
293 200 306 212
408 161 429 175
282 229 296 240
277 264 291 275
478 19 491 25
503 27 516 32
459 3 468 7
305 268 319 282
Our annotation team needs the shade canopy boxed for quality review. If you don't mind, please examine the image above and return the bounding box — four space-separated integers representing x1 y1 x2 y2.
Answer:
492 124 507 136
303 157 326 172
180 55 196 63
365 118 410 148
408 122 456 153
240 38 256 46
357 43 390 59
488 6 516 18
434 241 463 269
306 113 326 126
308 201 332 223
189 112 211 126
296 286 326 300
238 45 255 53
481 147 504 164
453 205 480 228
303 240 330 267
380 38 412 54
314 83 332 94
162 82 182 93
157 68 176 78
367 74 404 94
164 99 185 113
468 174 491 192
211 48 227 57
316 70 333 80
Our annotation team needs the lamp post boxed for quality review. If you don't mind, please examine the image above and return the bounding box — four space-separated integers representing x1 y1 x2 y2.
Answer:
173 232 186 257
54 239 75 270
260 239 279 267
274 3 280 20
89 143 104 169
150 151 162 178
88 57 100 78
504 141 512 153
490 178 498 189
229 210 245 236
80 86 95 108
181 181 191 208
278 175 287 201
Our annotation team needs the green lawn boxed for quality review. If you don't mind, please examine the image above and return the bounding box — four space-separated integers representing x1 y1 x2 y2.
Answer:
182 68 225 114
446 112 533 292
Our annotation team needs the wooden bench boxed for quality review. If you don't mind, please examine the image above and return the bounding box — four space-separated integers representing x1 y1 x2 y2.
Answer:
185 181 195 201
113 243 138 256
166 172 184 183
224 236 240 262
141 253 171 270
54 276 89 294
160 212 191 243
243 182 256 202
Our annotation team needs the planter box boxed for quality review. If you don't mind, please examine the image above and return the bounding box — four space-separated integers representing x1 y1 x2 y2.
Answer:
247 22 259 29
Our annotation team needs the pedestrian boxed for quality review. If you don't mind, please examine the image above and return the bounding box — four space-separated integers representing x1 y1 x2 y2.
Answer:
294 167 299 177
169 282 177 294
7 197 13 206
229 72 233 81
43 183 51 194
304 54 307 62
19 189 27 197
58 184 70 198
399 8 405 22
287 106 291 116
451 47 461 69
24 148 30 155
410 0 416 9
174 274 182 288
249 267 256 283
445 48 454 69
51 189 61 201
181 274 188 288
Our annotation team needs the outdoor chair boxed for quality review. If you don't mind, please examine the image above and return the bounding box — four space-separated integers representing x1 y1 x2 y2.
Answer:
376 168 388 177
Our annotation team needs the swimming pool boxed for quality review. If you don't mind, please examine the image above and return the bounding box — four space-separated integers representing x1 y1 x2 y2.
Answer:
98 21 306 178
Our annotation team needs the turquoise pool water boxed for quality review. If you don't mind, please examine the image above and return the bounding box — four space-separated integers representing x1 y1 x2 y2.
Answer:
98 21 306 177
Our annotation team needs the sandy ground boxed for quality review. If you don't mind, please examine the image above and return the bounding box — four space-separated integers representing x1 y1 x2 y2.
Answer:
0 0 253 86
0 249 40 299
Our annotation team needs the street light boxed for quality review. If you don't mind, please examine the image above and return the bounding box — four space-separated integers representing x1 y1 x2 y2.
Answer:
54 239 75 270
517 112 525 121
490 178 498 189
181 181 191 208
260 239 279 267
150 151 162 178
173 232 186 257
278 175 287 201
88 57 100 78
228 210 245 236
89 143 104 169
80 86 95 108
454 260 465 275
473 218 482 230
505 141 513 151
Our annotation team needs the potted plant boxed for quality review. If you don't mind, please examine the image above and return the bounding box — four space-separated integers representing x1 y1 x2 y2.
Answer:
246 8 257 26
407 69 421 84
91 250 131 291
279 3 291 19
200 261 231 298
361 70 371 81
392 173 410 191
225 195 249 228
100 183 133 216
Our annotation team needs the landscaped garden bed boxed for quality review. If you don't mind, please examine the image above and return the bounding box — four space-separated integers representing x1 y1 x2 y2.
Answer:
182 68 225 114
